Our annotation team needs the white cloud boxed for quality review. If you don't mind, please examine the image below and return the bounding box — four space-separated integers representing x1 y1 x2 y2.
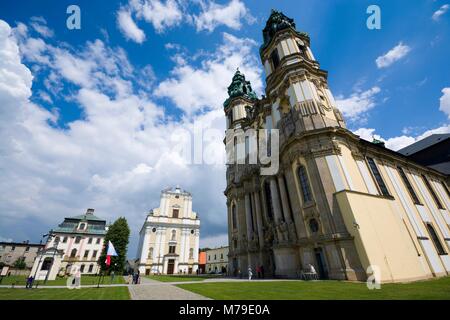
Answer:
439 87 450 119
29 16 54 38
193 0 255 32
116 0 254 41
335 86 381 122
432 4 449 21
130 0 183 33
0 19 236 257
200 233 228 248
353 125 450 151
155 32 263 115
117 8 146 43
375 42 411 68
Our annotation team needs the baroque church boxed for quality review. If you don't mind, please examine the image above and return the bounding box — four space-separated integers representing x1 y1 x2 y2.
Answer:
224 10 450 282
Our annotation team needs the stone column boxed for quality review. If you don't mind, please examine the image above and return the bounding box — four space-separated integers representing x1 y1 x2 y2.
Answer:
153 228 162 273
277 175 292 223
159 227 166 273
269 178 283 223
179 228 186 263
244 193 253 241
139 227 150 264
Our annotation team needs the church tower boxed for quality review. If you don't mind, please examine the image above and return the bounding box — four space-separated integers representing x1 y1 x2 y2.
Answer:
259 9 346 135
224 9 450 283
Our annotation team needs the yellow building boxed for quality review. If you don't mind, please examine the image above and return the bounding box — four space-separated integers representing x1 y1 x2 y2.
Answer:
224 10 450 283
205 246 229 274
136 187 200 275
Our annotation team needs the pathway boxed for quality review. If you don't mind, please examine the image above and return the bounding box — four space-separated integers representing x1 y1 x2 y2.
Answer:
127 276 210 300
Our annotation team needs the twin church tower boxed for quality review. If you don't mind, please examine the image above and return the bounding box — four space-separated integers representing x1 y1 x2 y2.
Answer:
224 10 450 282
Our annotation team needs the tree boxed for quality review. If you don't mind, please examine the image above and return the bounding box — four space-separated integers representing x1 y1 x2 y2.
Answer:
99 217 130 274
13 257 26 270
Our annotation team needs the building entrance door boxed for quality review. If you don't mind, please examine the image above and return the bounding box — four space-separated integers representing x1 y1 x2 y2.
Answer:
314 248 328 279
167 259 175 274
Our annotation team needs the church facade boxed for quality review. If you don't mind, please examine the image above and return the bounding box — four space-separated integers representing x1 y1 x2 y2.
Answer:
136 187 200 275
224 10 450 283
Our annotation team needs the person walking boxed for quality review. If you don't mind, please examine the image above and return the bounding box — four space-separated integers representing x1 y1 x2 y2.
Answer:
26 276 34 289
248 267 253 280
256 266 261 279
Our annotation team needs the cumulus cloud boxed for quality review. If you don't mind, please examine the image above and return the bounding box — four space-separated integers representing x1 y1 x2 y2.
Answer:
353 125 450 151
117 8 146 43
200 233 228 248
375 42 411 69
29 16 54 38
335 86 381 123
439 87 450 119
193 0 255 32
0 18 261 255
116 0 254 41
432 4 449 21
155 32 263 115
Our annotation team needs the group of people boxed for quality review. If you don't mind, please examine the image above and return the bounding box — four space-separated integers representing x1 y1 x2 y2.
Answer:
235 265 265 280
128 271 140 284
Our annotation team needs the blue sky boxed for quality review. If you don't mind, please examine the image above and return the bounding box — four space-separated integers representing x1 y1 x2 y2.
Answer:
0 0 449 256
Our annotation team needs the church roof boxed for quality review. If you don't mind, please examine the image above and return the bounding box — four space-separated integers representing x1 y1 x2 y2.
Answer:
398 134 450 156
260 9 309 52
223 69 258 107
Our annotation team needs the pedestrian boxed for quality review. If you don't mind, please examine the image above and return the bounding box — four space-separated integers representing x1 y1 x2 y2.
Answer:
237 268 242 279
136 270 140 284
256 266 261 279
26 276 33 289
248 267 253 280
110 270 115 283
261 265 265 279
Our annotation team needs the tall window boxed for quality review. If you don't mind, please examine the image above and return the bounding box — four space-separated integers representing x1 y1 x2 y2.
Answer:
92 250 97 258
271 49 280 69
83 250 89 258
148 247 153 259
80 264 85 273
189 248 194 259
70 248 77 258
227 112 233 128
172 209 179 218
297 166 313 203
231 204 237 230
169 246 176 254
264 181 274 220
422 175 444 210
171 230 176 241
426 223 446 255
75 236 82 244
397 167 421 204
88 237 92 244
442 182 450 198
88 264 94 273
367 157 390 196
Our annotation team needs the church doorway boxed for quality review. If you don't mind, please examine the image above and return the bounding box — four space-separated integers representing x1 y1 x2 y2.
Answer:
167 259 175 274
314 248 328 279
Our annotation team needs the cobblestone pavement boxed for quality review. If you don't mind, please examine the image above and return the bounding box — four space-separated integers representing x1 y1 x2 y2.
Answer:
127 276 211 300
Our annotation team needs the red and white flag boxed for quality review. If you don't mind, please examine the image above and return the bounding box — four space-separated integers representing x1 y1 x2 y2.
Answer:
105 241 118 266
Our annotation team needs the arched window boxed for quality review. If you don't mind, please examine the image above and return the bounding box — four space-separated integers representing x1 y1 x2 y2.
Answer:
309 219 319 233
189 248 194 259
264 181 274 220
70 248 77 258
79 223 86 230
426 223 446 255
232 204 237 230
171 230 176 241
148 247 153 259
271 49 280 69
80 264 85 273
41 257 53 271
298 166 313 203
88 264 94 273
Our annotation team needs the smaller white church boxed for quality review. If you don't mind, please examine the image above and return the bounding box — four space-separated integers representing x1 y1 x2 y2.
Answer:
136 186 200 275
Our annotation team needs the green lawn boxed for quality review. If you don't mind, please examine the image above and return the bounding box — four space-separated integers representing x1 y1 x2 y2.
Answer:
0 287 130 300
146 274 224 282
0 275 125 286
177 277 450 300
